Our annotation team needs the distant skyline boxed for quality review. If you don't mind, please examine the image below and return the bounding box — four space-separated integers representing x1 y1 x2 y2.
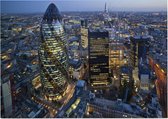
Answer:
1 0 167 13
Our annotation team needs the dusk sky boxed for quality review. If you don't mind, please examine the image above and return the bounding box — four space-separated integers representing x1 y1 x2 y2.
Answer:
1 0 167 13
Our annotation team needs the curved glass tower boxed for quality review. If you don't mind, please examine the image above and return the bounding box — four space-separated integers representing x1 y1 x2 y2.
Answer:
39 3 68 101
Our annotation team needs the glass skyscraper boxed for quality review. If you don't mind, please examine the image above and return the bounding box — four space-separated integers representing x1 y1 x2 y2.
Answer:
88 29 111 89
39 3 68 101
130 36 149 68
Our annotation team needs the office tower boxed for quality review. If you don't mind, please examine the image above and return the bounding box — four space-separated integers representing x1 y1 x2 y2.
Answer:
39 3 68 101
81 20 85 27
81 19 88 59
1 77 13 117
119 66 133 102
88 29 111 89
81 19 88 28
81 28 88 49
1 43 17 117
138 59 150 91
109 41 128 84
109 41 128 68
104 2 108 13
130 36 149 68
84 19 88 28
81 19 88 49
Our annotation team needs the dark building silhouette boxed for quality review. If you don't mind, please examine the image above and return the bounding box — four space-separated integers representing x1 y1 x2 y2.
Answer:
130 36 150 68
119 66 133 102
88 29 111 89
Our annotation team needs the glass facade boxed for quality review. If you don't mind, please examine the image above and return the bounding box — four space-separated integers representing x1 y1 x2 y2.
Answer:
130 36 149 68
109 42 128 68
88 30 111 88
39 3 68 101
81 28 88 49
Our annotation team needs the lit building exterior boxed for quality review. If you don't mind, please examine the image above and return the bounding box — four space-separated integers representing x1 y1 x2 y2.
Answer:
138 62 150 91
88 29 111 88
1 76 13 118
109 40 129 85
81 19 89 58
81 28 88 49
119 66 133 102
86 98 141 118
109 41 128 68
1 43 17 117
69 59 85 80
39 3 68 101
68 36 80 60
86 103 139 118
130 36 149 68
148 57 167 117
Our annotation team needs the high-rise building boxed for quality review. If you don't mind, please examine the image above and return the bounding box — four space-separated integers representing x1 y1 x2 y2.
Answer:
1 43 17 117
81 19 88 50
1 76 13 117
109 41 128 68
81 28 88 49
88 29 111 89
80 19 89 59
119 66 133 102
104 2 108 14
39 3 68 101
130 36 149 68
138 60 150 91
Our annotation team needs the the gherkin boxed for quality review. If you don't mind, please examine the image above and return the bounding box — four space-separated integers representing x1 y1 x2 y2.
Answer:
39 3 68 101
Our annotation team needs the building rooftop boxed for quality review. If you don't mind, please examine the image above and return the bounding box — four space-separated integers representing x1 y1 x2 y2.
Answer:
69 59 82 69
56 80 89 118
89 98 142 117
76 80 85 88
43 3 62 23
131 35 150 42
120 66 132 74
69 36 79 43
89 28 108 33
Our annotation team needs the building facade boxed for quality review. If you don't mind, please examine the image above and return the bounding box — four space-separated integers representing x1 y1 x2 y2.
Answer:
1 43 17 117
119 66 133 102
88 29 111 89
130 36 149 68
81 28 88 49
148 57 167 117
81 19 89 58
39 3 68 101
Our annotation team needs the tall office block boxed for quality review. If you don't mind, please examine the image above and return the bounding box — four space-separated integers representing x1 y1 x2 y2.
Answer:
1 45 16 117
119 66 133 102
1 78 13 117
130 36 149 68
88 29 111 89
81 19 88 49
81 28 88 49
39 3 68 101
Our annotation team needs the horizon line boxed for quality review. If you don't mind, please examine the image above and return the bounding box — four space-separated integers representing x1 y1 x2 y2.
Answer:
1 10 167 14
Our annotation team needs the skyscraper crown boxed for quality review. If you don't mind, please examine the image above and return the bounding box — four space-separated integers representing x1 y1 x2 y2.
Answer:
43 3 62 23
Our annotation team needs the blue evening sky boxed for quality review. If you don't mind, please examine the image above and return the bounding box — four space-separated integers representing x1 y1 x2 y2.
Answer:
1 0 167 13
